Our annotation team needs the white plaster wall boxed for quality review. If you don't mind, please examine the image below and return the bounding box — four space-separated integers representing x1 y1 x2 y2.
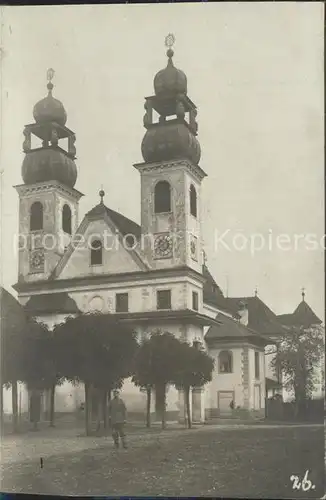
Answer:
3 382 29 414
53 381 84 411
59 219 141 280
207 347 244 410
187 281 203 312
186 324 205 345
120 377 180 416
248 347 265 410
68 280 188 314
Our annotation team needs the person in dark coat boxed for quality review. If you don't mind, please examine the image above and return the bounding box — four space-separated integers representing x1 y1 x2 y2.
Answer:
108 390 127 449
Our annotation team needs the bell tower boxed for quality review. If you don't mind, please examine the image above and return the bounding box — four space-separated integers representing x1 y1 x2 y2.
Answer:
134 35 207 274
15 69 83 283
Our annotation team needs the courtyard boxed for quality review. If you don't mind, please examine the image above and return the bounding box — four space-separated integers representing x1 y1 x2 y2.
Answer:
0 423 324 498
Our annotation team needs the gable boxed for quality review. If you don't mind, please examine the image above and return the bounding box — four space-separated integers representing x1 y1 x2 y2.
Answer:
56 217 144 280
277 301 322 328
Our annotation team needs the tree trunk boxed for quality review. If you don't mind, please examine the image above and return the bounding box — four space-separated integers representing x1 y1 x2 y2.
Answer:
49 384 56 427
161 385 166 430
107 388 111 429
11 381 18 433
84 383 88 432
146 386 151 428
103 390 108 429
185 387 191 429
294 385 301 419
0 384 4 435
96 388 102 433
85 382 93 436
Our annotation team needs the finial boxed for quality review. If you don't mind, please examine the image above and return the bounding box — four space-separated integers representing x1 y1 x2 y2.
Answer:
301 287 305 301
254 287 258 297
165 33 175 59
46 68 55 93
99 186 105 204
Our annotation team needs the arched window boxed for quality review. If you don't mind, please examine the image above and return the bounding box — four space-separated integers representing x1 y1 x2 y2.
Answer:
154 181 171 213
90 239 102 266
30 202 43 231
218 350 233 373
190 184 197 217
62 204 72 234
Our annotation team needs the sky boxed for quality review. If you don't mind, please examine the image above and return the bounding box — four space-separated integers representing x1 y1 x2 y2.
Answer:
0 3 324 321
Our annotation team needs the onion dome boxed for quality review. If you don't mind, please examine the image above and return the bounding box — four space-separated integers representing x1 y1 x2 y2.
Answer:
22 69 78 188
22 148 77 188
141 122 201 165
154 47 187 97
33 69 67 126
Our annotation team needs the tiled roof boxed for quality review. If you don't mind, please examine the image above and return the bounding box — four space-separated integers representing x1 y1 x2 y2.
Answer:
86 203 141 239
202 265 233 313
25 292 80 315
205 312 269 346
277 300 322 328
224 296 286 337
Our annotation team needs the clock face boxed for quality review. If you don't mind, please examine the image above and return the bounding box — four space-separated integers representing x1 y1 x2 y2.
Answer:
30 250 44 271
190 235 198 261
154 233 173 259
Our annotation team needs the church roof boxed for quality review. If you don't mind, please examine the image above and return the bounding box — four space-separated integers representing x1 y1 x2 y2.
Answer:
224 296 287 337
277 300 322 328
24 292 80 315
205 312 270 346
86 202 141 239
202 264 233 313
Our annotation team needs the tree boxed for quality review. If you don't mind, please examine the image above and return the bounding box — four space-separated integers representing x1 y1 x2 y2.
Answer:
20 320 65 428
0 287 30 434
271 325 324 417
173 342 214 428
132 338 154 428
132 331 187 430
54 313 138 435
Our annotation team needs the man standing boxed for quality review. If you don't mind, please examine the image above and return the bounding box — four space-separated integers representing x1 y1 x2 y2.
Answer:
108 390 127 449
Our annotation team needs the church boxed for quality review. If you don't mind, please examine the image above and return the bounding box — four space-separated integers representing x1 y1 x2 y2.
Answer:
5 39 322 423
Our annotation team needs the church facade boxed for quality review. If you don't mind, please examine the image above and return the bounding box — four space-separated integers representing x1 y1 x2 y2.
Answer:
8 42 311 423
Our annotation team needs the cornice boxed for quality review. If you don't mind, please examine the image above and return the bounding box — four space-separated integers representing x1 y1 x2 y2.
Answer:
13 265 206 293
14 180 84 200
111 309 222 327
133 158 207 182
205 335 269 348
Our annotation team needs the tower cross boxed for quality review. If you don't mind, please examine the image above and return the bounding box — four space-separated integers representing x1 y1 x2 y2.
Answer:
301 287 305 301
164 33 175 49
46 68 55 93
47 68 55 82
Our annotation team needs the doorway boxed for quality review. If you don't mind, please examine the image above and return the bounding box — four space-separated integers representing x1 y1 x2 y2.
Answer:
217 391 234 416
